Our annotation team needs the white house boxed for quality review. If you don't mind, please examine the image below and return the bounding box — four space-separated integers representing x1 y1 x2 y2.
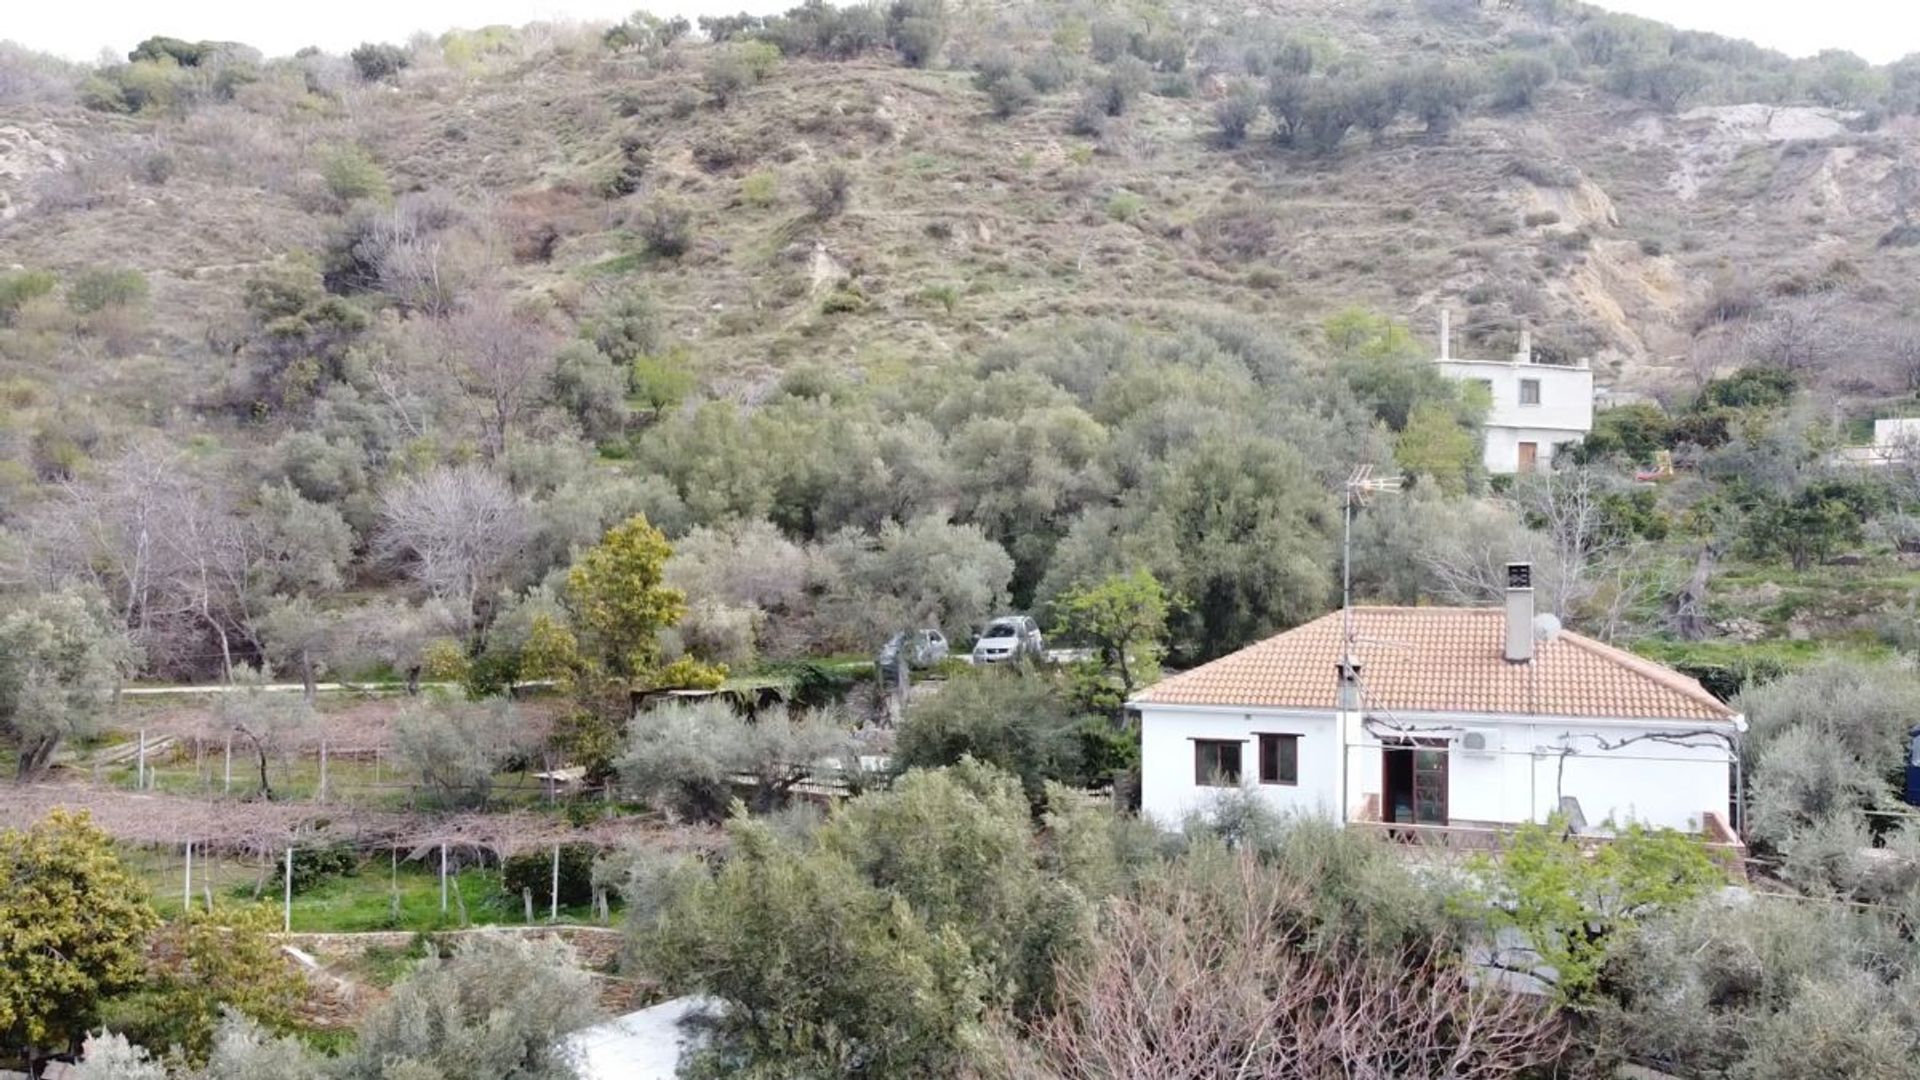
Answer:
1433 310 1594 475
1834 417 1920 468
1130 565 1744 839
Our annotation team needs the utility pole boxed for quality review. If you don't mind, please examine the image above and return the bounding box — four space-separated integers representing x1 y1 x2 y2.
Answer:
1338 464 1402 826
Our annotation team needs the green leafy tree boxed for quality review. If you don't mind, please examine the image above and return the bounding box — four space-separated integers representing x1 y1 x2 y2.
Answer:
1743 478 1886 570
0 810 160 1066
894 668 1086 803
1463 818 1723 1000
566 514 686 681
644 812 989 1077
100 905 304 1063
1395 401 1479 494
0 589 138 777
1143 435 1335 659
1051 568 1171 707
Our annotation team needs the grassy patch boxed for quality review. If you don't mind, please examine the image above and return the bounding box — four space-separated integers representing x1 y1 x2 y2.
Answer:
123 847 609 932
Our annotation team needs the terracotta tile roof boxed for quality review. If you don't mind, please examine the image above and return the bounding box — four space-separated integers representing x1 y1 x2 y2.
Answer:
1132 607 1737 723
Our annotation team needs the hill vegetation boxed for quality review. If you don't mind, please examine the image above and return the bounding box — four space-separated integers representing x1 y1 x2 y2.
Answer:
6 3 1920 1074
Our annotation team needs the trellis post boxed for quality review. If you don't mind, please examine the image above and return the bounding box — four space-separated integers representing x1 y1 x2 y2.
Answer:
283 847 294 932
550 843 561 922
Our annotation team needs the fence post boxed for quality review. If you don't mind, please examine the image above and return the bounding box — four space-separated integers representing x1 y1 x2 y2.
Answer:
319 739 329 803
439 843 449 915
524 887 534 924
283 847 293 933
223 733 232 796
137 728 147 790
550 843 561 922
183 840 193 913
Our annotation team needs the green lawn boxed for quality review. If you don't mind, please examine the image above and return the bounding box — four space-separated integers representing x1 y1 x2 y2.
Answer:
124 847 608 933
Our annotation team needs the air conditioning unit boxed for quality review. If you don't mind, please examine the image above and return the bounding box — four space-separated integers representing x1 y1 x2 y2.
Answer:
1459 729 1498 756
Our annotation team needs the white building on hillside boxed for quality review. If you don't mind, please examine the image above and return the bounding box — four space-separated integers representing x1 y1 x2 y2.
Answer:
1129 564 1745 842
1433 310 1594 474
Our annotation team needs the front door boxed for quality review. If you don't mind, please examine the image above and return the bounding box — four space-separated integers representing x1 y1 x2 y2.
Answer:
1382 741 1448 826
1517 441 1539 473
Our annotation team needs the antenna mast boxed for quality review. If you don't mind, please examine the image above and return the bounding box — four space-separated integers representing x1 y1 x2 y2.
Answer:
1341 464 1404 656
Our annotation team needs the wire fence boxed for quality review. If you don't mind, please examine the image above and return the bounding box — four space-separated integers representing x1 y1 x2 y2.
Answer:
122 836 625 935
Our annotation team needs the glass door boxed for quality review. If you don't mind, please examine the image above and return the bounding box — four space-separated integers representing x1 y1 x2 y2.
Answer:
1411 747 1448 825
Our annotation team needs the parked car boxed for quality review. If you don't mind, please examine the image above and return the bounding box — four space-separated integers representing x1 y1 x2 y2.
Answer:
971 616 1043 664
877 628 950 679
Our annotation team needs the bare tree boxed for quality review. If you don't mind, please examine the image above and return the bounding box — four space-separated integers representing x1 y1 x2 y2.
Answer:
1743 295 1863 377
1509 466 1629 622
1011 852 1566 1079
437 292 560 461
376 465 533 632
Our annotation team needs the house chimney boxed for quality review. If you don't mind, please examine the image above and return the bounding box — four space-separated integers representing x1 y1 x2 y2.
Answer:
1336 658 1363 710
1504 563 1534 663
1439 308 1451 361
1516 329 1533 365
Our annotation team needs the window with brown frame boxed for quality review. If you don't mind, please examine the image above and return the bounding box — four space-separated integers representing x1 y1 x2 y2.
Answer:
1257 733 1298 785
1193 739 1242 786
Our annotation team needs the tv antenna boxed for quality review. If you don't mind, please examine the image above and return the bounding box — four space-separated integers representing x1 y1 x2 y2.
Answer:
1341 464 1404 653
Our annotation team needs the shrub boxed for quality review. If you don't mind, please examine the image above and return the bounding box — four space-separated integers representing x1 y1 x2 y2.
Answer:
985 72 1037 118
802 163 853 219
0 269 56 325
501 843 597 909
346 933 599 1078
634 197 693 257
1067 90 1108 136
1213 87 1260 145
1491 51 1556 109
67 268 148 314
349 42 410 82
1405 62 1478 133
1023 51 1073 92
1096 55 1153 115
287 842 358 894
320 144 389 204
890 13 947 68
704 41 779 105
740 170 778 207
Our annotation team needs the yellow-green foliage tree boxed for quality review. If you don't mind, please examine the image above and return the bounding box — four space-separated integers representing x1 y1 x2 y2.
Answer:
566 515 687 681
0 809 160 1065
1463 817 1723 1001
101 904 305 1062
1052 568 1172 710
1395 401 1478 494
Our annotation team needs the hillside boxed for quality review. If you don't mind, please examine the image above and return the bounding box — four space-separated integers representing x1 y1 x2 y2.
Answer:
1 0 1919 684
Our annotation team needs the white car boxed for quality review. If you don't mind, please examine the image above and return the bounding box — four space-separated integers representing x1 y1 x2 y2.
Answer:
971 616 1043 664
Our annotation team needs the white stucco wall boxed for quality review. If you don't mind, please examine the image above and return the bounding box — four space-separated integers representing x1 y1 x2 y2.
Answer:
1436 358 1593 474
1139 706 1735 834
1138 706 1341 827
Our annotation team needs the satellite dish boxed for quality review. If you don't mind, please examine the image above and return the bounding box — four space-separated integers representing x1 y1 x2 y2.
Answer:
1533 613 1563 641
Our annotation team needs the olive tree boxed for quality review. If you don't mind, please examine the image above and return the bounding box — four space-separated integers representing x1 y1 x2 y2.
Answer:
345 932 600 1080
389 693 529 808
0 589 137 777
